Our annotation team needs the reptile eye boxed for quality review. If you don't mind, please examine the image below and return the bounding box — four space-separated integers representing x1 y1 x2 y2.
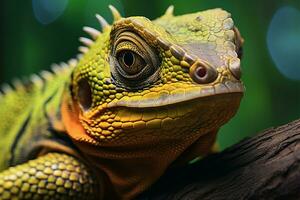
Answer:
117 50 146 75
111 31 160 84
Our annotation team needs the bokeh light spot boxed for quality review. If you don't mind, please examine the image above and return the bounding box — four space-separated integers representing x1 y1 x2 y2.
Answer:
267 6 300 80
32 0 68 25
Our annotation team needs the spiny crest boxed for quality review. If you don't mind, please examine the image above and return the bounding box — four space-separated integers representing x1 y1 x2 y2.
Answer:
1 84 13 94
12 79 24 90
79 5 123 55
0 77 28 96
41 58 77 81
30 74 44 87
0 57 77 98
109 5 122 21
83 27 100 40
0 79 25 96
77 5 174 55
78 46 89 54
164 5 174 16
50 60 75 75
40 70 54 81
0 78 27 96
79 37 93 47
78 5 174 55
77 54 83 60
68 58 78 68
96 14 109 31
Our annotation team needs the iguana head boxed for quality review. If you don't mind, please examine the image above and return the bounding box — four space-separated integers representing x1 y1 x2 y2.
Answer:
60 6 244 199
63 6 244 145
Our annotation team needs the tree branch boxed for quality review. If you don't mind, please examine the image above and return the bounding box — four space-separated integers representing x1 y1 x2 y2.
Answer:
138 119 300 200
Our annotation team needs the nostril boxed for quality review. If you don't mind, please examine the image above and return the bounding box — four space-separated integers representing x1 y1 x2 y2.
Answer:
228 57 241 80
195 66 207 78
190 61 218 84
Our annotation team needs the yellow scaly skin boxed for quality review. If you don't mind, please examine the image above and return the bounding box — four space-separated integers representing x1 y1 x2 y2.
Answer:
0 153 95 200
0 6 244 200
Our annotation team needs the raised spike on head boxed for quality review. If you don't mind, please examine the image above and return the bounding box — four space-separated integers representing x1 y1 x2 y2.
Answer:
12 78 24 90
77 54 83 60
78 46 89 54
40 70 54 81
51 64 63 74
96 14 110 31
83 26 100 40
68 58 78 68
59 62 68 70
79 37 93 47
109 5 122 21
165 5 174 16
30 74 43 87
1 84 13 94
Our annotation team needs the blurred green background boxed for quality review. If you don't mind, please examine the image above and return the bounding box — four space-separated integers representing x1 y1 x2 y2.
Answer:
1 0 300 149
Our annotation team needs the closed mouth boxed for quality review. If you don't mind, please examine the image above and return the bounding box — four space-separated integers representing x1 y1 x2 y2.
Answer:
107 81 244 108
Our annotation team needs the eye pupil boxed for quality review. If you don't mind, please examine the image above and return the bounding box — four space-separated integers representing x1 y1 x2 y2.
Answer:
123 51 134 67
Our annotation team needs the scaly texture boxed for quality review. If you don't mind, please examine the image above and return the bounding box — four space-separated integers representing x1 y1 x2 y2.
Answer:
61 7 244 199
0 153 96 200
137 119 300 200
0 6 244 200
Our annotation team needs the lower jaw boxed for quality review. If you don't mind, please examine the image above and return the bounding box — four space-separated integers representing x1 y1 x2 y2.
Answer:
86 92 243 146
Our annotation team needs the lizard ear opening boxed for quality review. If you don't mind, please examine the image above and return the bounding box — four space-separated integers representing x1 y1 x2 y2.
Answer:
77 78 92 111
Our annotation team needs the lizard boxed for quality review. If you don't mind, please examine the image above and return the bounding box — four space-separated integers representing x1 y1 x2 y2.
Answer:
0 5 244 200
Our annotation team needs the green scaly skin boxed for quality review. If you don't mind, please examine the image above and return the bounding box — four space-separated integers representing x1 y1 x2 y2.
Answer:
0 6 244 200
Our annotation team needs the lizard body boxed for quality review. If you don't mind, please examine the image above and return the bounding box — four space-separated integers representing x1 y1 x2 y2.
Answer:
0 6 244 200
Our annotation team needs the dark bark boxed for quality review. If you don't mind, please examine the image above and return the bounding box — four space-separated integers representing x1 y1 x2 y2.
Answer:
138 119 300 200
